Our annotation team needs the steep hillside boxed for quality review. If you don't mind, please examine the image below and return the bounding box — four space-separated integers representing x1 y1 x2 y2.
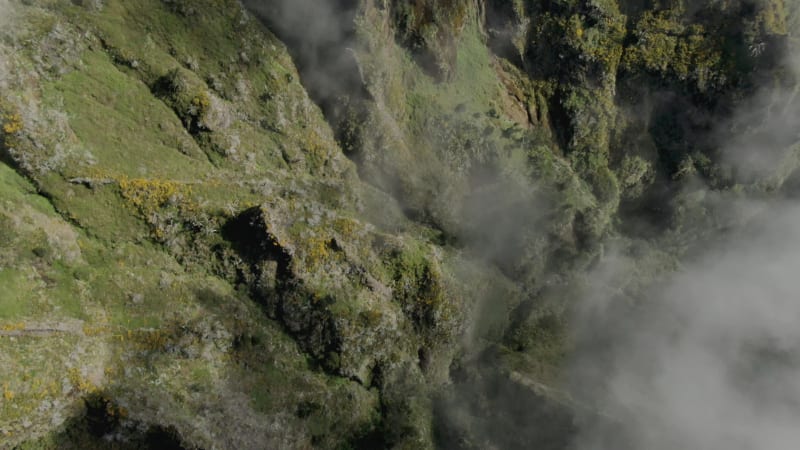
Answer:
0 0 797 448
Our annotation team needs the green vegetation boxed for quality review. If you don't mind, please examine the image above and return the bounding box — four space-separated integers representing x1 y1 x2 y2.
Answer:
0 0 796 447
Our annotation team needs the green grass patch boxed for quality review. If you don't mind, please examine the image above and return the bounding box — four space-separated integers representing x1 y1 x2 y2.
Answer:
0 268 36 319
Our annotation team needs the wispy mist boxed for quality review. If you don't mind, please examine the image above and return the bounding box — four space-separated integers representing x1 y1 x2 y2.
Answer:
719 46 800 183
570 19 800 450
572 200 800 450
241 0 365 109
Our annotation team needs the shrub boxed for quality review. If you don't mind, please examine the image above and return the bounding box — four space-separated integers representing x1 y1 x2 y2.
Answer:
118 177 190 218
618 155 654 200
2 113 22 135
152 68 211 134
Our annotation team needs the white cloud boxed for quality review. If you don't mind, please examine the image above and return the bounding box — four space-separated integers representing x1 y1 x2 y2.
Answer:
572 12 800 447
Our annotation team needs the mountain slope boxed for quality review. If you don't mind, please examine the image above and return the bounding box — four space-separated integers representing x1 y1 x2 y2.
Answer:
1 0 797 448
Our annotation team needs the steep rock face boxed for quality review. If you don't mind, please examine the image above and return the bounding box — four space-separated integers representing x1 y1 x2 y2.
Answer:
1 0 798 449
244 0 799 446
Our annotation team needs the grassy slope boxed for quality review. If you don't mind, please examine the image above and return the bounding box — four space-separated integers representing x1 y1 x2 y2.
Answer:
0 1 381 447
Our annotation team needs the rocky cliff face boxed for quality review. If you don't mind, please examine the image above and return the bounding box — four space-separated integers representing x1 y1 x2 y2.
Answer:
0 0 797 448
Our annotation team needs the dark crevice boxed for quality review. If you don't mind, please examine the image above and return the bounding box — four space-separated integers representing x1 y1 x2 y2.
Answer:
220 207 345 375
220 207 292 282
19 392 191 450
483 0 525 68
546 89 573 156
